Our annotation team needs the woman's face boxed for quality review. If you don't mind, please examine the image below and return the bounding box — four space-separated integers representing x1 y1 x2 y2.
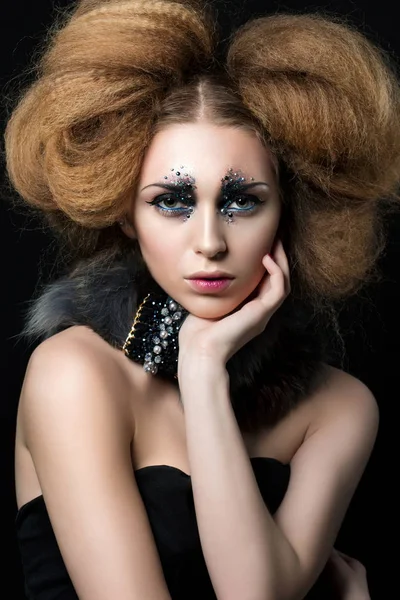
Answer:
125 122 281 319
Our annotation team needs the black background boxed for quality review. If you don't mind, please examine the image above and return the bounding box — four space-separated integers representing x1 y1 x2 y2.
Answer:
1 1 399 597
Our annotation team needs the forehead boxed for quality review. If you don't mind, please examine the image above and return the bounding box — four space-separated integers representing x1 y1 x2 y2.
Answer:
139 123 275 183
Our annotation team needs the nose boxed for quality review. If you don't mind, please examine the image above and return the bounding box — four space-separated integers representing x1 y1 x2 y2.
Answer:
192 205 227 258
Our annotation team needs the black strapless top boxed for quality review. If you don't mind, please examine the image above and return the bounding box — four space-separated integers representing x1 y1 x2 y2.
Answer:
15 457 335 599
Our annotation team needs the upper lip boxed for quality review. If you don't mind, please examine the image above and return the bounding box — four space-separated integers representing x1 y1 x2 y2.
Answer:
186 271 234 279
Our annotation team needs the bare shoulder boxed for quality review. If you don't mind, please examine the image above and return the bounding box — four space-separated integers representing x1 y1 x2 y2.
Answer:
19 325 135 446
17 325 173 598
297 362 380 481
28 323 123 363
309 363 379 437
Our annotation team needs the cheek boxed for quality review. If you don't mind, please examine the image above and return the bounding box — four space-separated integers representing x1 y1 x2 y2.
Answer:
235 222 277 269
137 229 179 274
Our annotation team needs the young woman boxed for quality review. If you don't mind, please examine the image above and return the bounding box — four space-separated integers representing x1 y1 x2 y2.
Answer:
5 1 400 598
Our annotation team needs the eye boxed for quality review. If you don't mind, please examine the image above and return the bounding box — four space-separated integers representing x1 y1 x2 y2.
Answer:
146 193 192 215
224 194 263 212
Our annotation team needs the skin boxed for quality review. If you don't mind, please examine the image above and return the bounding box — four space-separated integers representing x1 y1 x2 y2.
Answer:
328 549 371 599
15 121 374 600
121 121 373 598
122 121 281 320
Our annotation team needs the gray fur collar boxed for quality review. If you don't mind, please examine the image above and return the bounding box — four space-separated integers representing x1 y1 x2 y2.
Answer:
22 250 331 433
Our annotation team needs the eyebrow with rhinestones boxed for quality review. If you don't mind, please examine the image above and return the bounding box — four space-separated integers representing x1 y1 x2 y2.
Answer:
220 168 270 194
139 179 270 194
140 182 193 193
222 181 270 192
140 167 195 194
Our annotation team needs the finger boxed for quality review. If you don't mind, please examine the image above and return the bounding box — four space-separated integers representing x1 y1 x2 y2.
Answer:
264 242 291 295
259 254 287 307
216 243 290 346
328 551 352 577
333 549 355 563
335 550 367 573
272 238 290 275
336 550 358 564
330 548 344 562
336 550 353 561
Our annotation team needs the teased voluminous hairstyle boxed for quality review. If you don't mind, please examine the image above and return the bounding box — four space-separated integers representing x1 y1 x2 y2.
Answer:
3 0 400 348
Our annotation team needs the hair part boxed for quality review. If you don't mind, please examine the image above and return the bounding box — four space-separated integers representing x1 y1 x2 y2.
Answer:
4 1 400 363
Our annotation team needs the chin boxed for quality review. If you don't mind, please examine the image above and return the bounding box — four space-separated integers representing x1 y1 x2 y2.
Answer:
180 296 243 320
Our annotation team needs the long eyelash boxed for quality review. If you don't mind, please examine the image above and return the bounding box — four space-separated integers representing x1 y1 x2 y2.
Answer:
220 194 265 214
146 194 194 216
146 193 265 218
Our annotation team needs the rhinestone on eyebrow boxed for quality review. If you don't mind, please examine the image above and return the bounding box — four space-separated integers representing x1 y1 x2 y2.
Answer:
221 167 258 188
162 168 195 188
219 167 256 224
157 168 196 222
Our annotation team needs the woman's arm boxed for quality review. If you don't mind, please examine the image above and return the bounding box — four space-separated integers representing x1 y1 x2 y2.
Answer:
328 548 371 599
20 329 172 600
177 242 378 600
181 362 378 600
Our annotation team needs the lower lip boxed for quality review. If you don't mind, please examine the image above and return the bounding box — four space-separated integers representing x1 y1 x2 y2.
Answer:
186 278 233 292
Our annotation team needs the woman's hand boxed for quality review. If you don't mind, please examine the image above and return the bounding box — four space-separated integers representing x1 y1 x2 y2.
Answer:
178 238 291 373
328 548 371 599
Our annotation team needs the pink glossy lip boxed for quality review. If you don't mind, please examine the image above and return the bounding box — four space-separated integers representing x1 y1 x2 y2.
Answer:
185 278 233 293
